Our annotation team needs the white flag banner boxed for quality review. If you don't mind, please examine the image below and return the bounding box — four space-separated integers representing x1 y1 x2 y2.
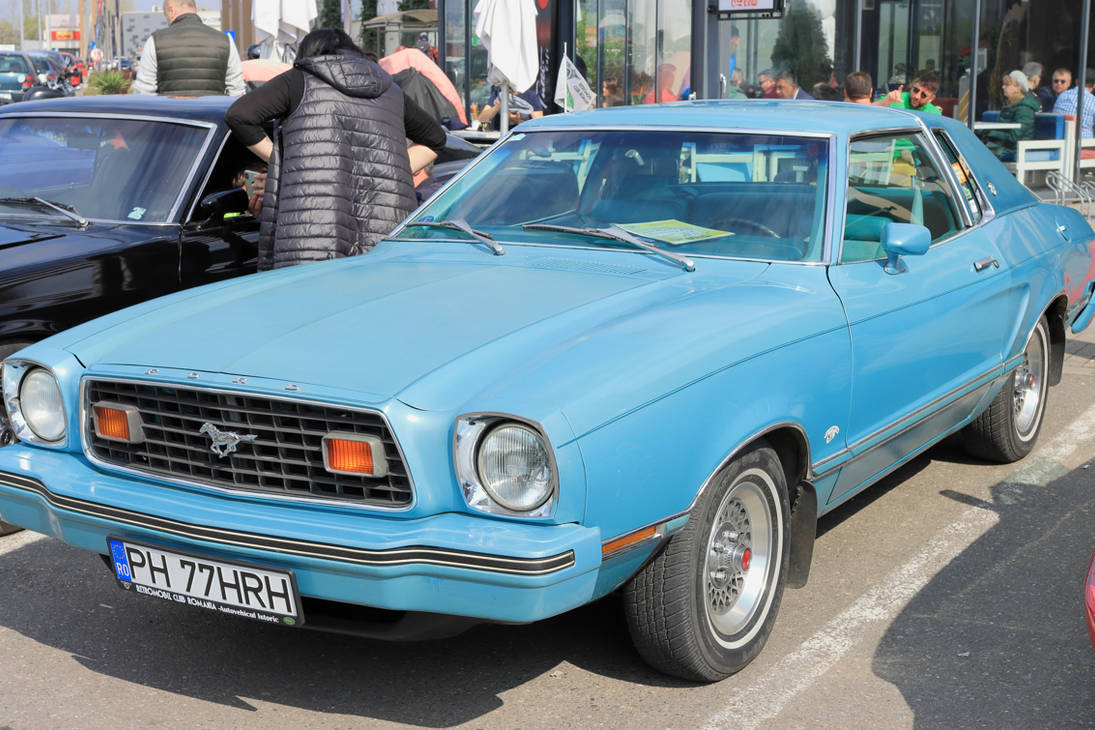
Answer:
554 55 596 112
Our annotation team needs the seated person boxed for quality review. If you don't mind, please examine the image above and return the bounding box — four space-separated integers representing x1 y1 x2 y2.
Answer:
477 86 544 129
984 70 1040 161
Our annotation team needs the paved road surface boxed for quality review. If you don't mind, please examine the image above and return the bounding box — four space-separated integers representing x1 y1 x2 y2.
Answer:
1 328 1094 728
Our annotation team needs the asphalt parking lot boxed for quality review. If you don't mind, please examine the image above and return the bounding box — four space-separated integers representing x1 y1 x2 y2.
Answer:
0 327 1093 728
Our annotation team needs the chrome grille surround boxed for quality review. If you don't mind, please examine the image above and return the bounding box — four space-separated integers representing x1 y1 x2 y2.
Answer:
81 377 414 510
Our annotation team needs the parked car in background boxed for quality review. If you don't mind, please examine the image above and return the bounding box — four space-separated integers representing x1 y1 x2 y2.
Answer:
25 51 63 89
59 51 84 86
0 101 1091 679
0 51 36 104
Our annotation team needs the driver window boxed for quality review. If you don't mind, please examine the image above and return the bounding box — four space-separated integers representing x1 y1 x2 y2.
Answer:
191 134 265 224
841 133 963 263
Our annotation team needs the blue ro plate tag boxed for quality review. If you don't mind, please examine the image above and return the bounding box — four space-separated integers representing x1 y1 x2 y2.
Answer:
107 537 303 626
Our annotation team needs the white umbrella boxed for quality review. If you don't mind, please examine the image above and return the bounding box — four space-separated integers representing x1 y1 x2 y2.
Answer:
473 0 538 133
252 0 319 64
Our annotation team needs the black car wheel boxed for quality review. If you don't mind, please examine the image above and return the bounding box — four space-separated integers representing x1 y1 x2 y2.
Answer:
963 317 1050 462
624 441 790 681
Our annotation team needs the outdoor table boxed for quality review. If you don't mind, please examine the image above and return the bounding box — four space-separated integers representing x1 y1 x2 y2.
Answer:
973 121 1022 131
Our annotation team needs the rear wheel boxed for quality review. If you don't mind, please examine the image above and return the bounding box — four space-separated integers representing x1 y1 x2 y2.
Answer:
624 442 790 681
963 317 1050 462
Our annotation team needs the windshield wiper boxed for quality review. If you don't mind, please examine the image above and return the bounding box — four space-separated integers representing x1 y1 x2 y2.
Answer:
403 219 504 256
522 223 694 272
0 197 89 228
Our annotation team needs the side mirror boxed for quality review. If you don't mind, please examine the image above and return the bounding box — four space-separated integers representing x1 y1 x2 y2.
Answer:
196 188 249 226
881 222 931 274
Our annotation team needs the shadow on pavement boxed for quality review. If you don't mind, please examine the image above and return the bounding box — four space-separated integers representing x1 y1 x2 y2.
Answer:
0 537 687 725
872 459 1095 726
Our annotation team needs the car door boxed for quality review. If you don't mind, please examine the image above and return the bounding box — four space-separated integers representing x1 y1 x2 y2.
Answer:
179 133 260 288
826 129 1020 503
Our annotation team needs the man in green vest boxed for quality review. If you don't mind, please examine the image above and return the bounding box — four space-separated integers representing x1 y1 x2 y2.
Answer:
132 0 244 97
874 72 942 115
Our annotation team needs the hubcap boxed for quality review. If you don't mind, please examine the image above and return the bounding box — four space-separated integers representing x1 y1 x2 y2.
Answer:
704 477 773 635
1014 329 1046 439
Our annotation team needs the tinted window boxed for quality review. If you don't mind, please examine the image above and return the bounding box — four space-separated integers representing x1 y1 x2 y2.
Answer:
841 133 963 263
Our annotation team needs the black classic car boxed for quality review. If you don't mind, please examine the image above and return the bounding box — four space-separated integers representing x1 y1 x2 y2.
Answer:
0 96 260 531
0 95 262 363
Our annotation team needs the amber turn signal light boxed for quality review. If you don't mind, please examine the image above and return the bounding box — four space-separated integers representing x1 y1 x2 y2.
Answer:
92 402 145 444
602 526 658 560
322 433 388 477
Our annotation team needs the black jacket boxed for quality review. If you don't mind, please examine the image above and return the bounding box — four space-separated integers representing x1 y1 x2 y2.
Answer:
258 53 416 270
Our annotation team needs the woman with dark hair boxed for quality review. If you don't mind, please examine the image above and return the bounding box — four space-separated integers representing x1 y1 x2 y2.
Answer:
225 28 444 270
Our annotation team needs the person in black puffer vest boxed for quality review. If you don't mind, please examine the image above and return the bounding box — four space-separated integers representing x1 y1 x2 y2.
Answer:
131 0 244 97
226 29 427 271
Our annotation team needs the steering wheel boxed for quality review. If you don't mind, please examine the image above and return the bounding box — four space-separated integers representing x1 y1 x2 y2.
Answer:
717 217 782 238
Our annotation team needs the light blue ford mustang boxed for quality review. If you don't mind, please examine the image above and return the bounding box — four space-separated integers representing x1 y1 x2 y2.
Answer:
2 101 1094 681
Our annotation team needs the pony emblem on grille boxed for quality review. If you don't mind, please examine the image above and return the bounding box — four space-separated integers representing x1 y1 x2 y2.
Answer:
199 422 257 457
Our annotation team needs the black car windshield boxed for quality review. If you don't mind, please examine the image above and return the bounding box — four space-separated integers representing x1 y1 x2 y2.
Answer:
398 129 829 263
0 116 208 223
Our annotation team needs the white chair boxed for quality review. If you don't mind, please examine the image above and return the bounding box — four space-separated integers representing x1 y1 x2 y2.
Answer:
1014 114 1072 186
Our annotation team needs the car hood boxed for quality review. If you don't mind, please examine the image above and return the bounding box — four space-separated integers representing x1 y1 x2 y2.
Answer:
60 244 769 407
0 220 66 250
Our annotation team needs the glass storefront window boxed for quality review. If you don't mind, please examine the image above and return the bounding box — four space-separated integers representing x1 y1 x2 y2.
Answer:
574 0 691 107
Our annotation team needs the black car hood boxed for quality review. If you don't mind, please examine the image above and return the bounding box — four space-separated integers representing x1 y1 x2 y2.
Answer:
0 220 66 250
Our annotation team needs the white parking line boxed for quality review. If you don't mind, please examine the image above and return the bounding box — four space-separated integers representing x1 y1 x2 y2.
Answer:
0 529 45 556
703 403 1095 730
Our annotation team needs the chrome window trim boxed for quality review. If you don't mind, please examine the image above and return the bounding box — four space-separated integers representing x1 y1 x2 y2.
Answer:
930 127 997 221
79 377 418 513
183 128 231 223
397 127 836 266
811 353 1021 477
0 111 218 224
452 410 560 519
835 127 970 264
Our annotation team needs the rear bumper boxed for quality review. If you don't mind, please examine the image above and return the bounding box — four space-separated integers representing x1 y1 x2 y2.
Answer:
0 447 604 628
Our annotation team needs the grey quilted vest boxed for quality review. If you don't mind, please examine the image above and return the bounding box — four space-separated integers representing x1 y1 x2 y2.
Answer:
258 53 415 271
153 13 230 96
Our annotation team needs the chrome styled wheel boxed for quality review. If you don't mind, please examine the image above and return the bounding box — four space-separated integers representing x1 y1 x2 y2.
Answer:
962 316 1051 463
624 442 789 681
1013 324 1047 441
705 476 774 640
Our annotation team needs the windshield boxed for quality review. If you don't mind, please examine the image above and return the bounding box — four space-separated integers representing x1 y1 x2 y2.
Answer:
0 116 209 223
399 129 829 263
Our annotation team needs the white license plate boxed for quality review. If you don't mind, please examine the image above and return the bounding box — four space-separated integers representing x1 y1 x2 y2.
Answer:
107 537 303 626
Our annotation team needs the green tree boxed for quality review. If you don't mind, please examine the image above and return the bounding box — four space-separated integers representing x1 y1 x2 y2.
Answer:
399 0 431 9
359 0 380 55
0 20 17 46
771 2 832 91
320 0 343 29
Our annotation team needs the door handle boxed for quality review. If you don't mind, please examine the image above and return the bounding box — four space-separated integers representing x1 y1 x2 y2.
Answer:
974 257 999 272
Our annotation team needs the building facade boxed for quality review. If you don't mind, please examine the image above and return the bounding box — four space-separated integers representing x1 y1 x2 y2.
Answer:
439 0 1093 123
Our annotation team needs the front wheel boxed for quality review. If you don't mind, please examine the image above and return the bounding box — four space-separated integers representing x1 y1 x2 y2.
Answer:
623 442 790 681
962 317 1050 463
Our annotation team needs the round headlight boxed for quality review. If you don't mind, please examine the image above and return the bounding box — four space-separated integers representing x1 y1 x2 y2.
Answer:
19 368 65 442
476 423 553 512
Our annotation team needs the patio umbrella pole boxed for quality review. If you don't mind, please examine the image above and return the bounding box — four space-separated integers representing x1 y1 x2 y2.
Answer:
1075 0 1091 181
501 83 510 134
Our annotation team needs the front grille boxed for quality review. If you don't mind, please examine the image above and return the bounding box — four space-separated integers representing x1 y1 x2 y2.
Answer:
84 379 413 507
